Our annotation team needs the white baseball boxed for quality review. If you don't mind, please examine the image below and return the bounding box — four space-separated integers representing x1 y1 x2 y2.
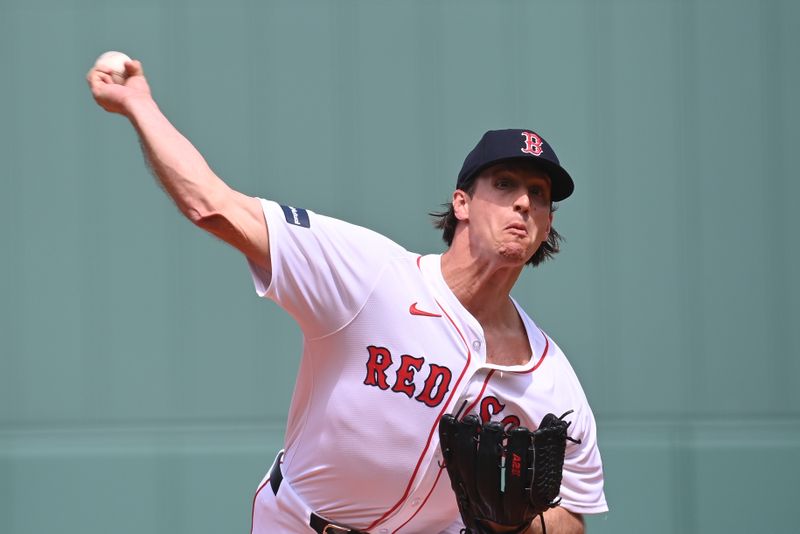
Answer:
94 51 132 84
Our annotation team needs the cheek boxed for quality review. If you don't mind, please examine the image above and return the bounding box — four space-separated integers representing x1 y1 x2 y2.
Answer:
544 210 553 234
532 215 552 245
535 210 551 232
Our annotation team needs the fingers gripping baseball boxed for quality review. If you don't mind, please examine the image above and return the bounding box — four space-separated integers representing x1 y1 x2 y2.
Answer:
87 53 151 115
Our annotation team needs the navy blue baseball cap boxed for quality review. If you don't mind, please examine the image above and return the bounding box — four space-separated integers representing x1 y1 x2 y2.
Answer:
457 129 575 202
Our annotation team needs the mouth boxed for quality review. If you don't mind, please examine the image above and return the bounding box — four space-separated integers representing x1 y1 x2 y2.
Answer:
505 223 528 237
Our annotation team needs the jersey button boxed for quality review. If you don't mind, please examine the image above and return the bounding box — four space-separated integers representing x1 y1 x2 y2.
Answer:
379 529 389 533
411 497 421 507
472 340 482 351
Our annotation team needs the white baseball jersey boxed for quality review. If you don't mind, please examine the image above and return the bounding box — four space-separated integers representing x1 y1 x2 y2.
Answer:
248 199 607 533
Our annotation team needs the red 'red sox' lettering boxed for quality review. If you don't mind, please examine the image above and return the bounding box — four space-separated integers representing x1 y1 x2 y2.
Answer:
480 395 521 430
415 364 452 407
392 354 424 398
364 346 393 390
363 346 452 408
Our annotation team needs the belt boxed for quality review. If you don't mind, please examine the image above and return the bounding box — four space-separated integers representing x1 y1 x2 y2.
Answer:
269 453 368 534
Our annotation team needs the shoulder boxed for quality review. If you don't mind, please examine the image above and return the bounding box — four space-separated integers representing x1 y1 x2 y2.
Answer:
259 198 409 256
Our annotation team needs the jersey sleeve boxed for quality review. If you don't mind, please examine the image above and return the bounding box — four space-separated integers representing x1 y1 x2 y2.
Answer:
247 199 408 339
558 380 609 514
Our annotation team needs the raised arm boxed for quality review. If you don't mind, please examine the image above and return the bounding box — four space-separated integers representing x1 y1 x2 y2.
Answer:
86 57 270 271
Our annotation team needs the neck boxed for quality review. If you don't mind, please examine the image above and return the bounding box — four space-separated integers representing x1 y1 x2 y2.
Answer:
440 248 524 325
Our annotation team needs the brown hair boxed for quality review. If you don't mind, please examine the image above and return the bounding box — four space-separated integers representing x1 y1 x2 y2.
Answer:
429 176 562 267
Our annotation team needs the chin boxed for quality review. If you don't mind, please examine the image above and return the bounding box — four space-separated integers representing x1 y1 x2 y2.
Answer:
496 244 529 264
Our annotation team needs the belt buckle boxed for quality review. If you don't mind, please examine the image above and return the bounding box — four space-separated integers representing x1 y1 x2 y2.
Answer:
322 526 350 534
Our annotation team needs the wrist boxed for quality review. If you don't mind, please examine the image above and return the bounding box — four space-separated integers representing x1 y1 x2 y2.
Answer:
122 93 158 121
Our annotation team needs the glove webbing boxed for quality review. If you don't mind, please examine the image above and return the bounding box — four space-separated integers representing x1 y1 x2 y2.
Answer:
443 410 581 534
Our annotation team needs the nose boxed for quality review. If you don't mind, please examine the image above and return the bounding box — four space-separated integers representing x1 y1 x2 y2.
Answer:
513 191 531 213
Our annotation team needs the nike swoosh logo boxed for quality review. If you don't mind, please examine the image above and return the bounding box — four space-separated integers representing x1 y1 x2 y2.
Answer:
409 302 442 317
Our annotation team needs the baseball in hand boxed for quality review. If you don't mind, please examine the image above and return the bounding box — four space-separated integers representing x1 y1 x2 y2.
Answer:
94 51 132 84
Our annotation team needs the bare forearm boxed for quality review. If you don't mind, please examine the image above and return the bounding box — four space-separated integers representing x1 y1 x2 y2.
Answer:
526 508 584 534
87 58 270 268
124 95 230 223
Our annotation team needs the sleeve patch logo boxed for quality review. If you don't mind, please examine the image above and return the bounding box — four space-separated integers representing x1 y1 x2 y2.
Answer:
280 204 310 228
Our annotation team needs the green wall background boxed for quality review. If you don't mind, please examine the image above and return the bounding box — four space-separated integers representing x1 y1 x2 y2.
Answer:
1 0 798 532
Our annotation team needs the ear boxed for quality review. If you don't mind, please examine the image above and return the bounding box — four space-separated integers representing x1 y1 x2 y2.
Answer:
545 211 553 237
452 189 470 221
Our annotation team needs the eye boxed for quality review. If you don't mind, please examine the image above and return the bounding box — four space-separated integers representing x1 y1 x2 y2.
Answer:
495 176 514 189
529 185 543 197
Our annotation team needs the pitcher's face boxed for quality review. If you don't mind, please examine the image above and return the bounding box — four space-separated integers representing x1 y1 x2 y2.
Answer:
455 163 553 265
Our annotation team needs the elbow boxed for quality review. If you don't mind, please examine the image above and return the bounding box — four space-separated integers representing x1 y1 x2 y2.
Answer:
185 205 211 226
189 208 229 233
187 197 241 243
183 186 230 227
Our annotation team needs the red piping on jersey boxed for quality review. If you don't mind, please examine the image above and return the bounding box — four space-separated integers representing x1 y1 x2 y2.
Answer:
391 464 448 533
250 477 271 534
512 330 549 374
366 298 473 531
461 369 497 415
460 329 549 417
251 454 284 533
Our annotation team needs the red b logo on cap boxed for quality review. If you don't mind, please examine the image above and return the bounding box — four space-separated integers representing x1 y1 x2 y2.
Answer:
521 131 543 156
